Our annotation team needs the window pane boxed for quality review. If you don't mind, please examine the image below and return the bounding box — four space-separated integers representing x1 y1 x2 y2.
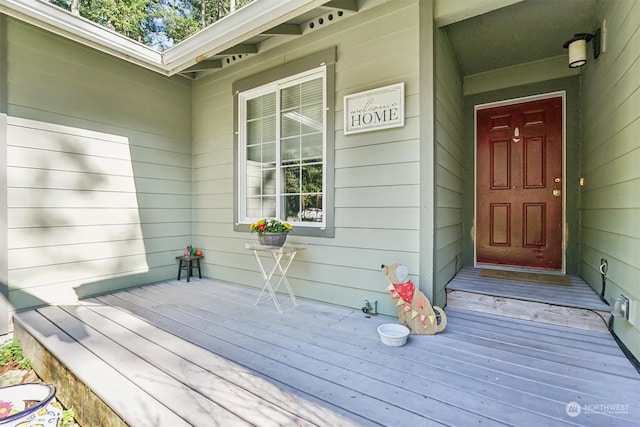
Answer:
300 104 323 133
301 78 322 101
282 136 300 162
246 145 261 162
247 98 261 120
302 163 323 193
262 93 276 114
262 141 276 164
301 134 322 161
283 165 300 194
262 168 276 195
263 116 276 142
281 113 300 138
281 85 300 110
302 195 322 222
246 197 261 218
247 197 276 218
283 195 300 222
246 168 261 198
247 120 261 145
262 196 276 218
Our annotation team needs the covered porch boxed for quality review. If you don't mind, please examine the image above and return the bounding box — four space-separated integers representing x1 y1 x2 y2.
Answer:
14 274 640 427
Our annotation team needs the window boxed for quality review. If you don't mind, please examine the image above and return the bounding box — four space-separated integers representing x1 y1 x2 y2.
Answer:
234 50 335 237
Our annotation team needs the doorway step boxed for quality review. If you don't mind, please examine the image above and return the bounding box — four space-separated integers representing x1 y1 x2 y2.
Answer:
445 267 611 332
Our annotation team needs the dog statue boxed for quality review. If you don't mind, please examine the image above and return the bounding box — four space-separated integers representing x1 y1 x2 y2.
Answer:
381 264 447 335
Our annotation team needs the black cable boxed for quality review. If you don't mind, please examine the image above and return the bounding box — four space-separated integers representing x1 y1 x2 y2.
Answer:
592 259 640 373
589 310 640 374
608 316 640 374
599 258 608 305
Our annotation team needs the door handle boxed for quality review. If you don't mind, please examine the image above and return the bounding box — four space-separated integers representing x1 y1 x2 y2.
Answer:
553 189 561 197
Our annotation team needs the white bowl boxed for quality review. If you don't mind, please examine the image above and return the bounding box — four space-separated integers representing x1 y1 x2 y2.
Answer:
377 323 410 346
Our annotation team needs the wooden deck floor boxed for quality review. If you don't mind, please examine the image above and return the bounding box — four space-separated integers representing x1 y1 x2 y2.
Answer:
13 278 640 427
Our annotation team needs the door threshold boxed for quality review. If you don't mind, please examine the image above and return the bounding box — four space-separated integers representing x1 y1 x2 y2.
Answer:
474 263 565 276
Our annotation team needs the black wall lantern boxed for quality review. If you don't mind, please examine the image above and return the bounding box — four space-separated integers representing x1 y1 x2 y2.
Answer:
563 29 601 68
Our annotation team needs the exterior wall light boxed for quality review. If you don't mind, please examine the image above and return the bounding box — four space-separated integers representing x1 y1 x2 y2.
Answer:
563 30 601 68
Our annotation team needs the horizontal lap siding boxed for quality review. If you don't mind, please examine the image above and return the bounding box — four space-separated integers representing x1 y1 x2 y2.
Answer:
5 20 192 312
193 1 420 316
580 0 640 360
434 29 464 306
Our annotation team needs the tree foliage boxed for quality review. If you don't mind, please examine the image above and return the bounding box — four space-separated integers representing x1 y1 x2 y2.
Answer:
49 0 254 50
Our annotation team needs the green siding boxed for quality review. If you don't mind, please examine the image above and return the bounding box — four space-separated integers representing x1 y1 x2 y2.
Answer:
4 19 192 314
193 1 425 316
580 0 640 360
434 28 464 307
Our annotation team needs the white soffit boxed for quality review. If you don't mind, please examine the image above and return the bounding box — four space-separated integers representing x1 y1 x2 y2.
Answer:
0 0 332 76
162 0 331 75
434 0 524 27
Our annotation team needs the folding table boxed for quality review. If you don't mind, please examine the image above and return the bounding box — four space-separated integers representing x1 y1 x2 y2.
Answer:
245 243 307 313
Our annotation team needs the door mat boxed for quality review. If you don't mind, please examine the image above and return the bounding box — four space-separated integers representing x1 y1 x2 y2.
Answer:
480 269 571 286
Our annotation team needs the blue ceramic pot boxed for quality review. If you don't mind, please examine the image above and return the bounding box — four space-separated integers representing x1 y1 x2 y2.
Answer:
0 383 62 426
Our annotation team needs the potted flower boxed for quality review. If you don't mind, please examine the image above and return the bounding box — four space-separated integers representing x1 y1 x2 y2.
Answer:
250 218 292 247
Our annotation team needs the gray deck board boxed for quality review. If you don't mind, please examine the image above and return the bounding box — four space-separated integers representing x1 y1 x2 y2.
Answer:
14 309 192 427
443 320 634 374
125 284 576 426
37 305 256 427
13 277 640 427
102 285 487 426
448 308 626 358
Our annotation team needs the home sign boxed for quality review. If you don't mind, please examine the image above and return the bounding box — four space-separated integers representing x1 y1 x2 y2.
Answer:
344 82 404 135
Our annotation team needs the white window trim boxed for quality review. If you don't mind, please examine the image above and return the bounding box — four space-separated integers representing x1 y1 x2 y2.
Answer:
237 66 327 230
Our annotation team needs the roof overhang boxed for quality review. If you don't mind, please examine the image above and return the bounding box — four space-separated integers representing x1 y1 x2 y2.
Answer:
162 0 332 76
0 0 165 73
0 0 335 76
1 0 529 78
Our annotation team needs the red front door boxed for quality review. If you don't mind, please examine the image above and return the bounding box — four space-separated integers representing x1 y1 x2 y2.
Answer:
476 96 563 270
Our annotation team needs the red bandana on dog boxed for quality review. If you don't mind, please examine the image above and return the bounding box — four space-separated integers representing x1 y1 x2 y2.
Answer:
393 280 415 304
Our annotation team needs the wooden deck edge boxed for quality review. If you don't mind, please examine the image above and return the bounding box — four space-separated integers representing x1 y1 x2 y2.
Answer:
446 290 611 333
13 315 129 427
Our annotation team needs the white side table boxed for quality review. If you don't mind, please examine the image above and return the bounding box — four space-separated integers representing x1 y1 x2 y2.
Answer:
245 243 307 313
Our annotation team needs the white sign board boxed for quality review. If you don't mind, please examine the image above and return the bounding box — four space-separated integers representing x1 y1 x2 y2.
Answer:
343 83 404 135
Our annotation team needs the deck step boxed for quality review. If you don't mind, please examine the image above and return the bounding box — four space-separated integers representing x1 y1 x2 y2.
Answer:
446 267 612 332
446 289 611 332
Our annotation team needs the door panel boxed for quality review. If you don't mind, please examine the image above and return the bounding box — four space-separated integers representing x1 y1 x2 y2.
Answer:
490 204 510 245
476 96 563 270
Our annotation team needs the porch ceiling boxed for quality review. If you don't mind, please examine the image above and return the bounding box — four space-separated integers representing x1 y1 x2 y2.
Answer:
443 0 600 76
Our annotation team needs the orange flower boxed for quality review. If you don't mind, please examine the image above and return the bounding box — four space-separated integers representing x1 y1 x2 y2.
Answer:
249 218 293 235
